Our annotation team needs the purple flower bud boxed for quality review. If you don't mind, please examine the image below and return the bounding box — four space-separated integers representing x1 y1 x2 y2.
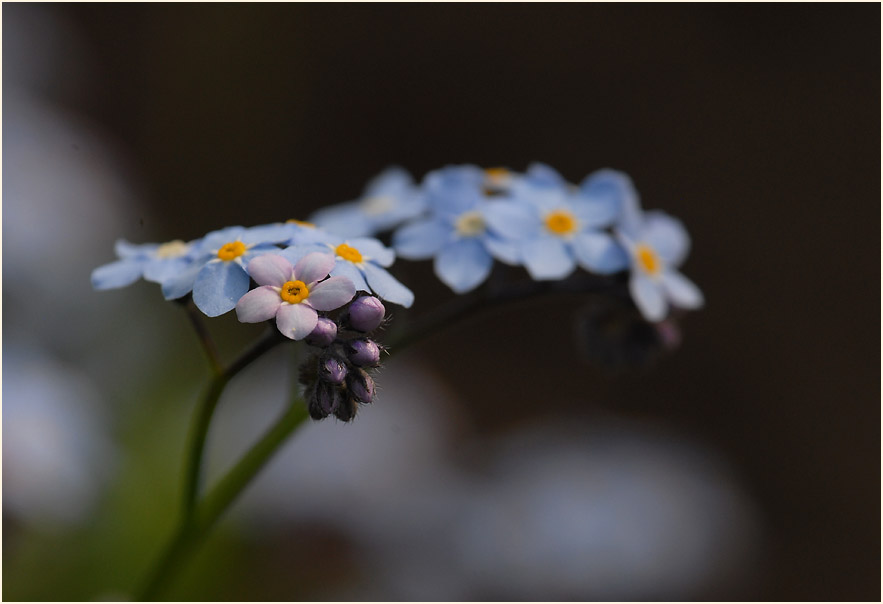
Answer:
334 395 358 422
319 355 347 385
305 317 338 347
308 381 341 420
345 296 386 332
346 339 381 367
347 369 375 404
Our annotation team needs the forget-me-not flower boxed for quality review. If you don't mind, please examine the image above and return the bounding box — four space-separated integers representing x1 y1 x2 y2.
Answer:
91 238 200 290
617 210 704 322
309 167 427 238
280 233 414 308
392 165 526 293
236 252 356 340
161 225 291 317
483 166 628 280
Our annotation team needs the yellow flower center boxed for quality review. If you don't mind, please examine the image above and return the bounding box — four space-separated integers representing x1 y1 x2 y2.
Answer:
286 219 315 228
544 210 577 236
455 211 485 237
335 243 363 263
484 167 510 184
636 244 661 276
217 241 247 261
280 280 310 304
359 195 396 216
155 240 189 259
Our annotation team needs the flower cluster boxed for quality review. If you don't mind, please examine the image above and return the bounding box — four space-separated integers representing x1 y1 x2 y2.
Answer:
93 162 704 421
297 295 387 421
310 163 704 322
92 220 414 328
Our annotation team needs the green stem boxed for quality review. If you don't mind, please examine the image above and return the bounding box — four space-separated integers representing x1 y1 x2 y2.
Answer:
182 328 284 519
183 300 223 376
139 399 309 601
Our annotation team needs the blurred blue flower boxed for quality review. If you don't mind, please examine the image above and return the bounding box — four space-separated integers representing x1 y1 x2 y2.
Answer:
281 233 414 308
91 238 200 290
617 210 704 322
483 167 627 280
160 225 290 316
392 165 525 293
309 167 427 238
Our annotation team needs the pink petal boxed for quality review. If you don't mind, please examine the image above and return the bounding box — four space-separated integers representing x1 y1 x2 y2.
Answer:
247 254 294 287
276 303 318 340
294 252 335 286
307 276 356 311
235 286 282 323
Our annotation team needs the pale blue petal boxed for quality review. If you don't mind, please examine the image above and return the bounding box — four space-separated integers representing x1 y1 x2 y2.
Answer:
520 235 576 280
524 162 567 188
483 200 538 239
114 239 156 259
161 261 204 300
570 196 618 229
483 234 521 265
434 239 493 293
348 237 395 267
192 261 251 317
365 166 414 196
629 273 667 322
279 243 331 267
571 232 630 274
661 270 704 309
143 257 192 284
361 262 415 307
330 261 370 292
642 211 690 267
392 218 450 260
581 169 643 236
202 226 247 251
309 202 372 238
91 259 145 290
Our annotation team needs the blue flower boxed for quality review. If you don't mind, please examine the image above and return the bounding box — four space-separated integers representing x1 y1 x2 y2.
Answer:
482 166 628 280
91 238 200 290
161 225 292 317
279 233 414 308
392 165 526 293
309 167 427 238
617 210 704 322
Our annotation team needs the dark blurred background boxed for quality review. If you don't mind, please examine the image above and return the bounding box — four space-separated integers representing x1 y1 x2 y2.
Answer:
3 3 879 601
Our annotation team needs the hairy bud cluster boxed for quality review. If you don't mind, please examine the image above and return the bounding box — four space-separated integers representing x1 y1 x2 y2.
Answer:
299 295 386 421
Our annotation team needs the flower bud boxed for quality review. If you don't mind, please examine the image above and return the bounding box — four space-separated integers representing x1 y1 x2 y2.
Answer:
346 339 381 367
345 296 386 332
305 317 338 347
334 395 358 422
319 355 347 385
347 369 375 404
308 381 341 420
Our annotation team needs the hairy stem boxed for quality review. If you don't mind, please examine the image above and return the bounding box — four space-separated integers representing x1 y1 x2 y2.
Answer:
139 399 309 601
182 328 284 519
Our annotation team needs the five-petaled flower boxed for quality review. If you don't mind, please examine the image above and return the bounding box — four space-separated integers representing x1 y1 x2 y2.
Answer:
281 234 414 308
91 238 199 290
235 252 356 340
161 225 290 317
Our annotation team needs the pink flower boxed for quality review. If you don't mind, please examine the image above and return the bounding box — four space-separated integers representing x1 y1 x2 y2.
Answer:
236 252 355 340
